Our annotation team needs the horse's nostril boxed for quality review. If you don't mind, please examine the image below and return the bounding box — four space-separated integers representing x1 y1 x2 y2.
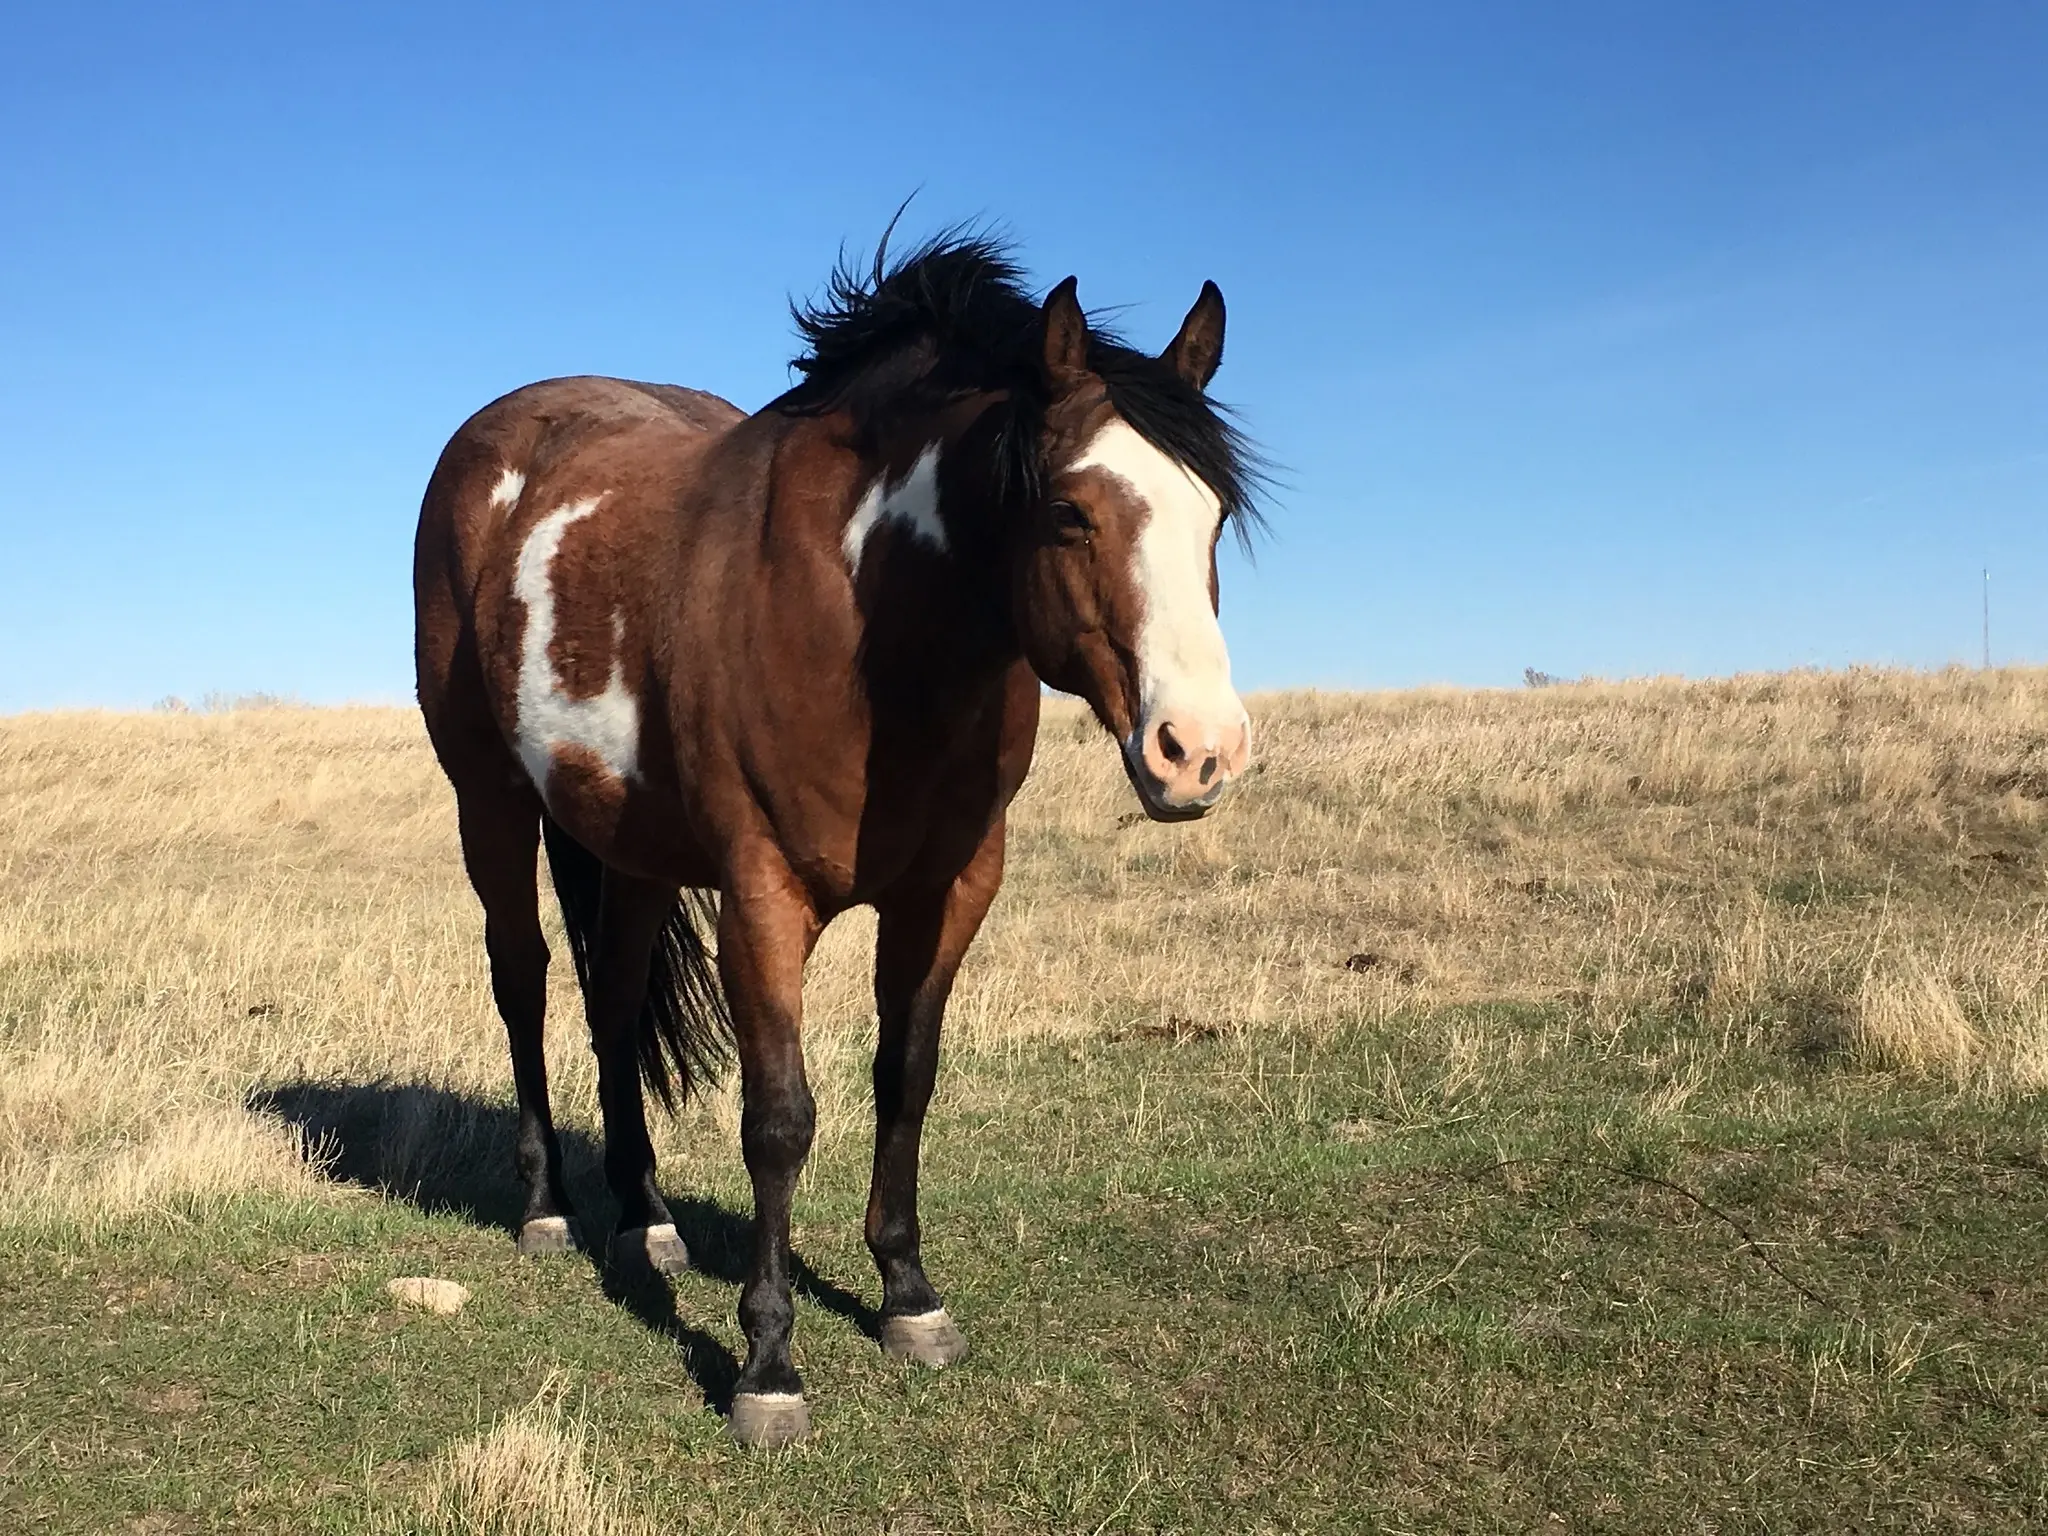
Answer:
1198 754 1218 786
1156 722 1187 766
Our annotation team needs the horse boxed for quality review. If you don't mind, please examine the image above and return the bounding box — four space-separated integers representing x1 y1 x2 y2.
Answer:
412 233 1262 1446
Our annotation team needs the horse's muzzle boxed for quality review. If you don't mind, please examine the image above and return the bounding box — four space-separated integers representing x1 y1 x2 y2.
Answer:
1121 713 1251 821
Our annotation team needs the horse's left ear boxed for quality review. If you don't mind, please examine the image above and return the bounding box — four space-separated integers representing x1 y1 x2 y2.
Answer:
1163 280 1226 391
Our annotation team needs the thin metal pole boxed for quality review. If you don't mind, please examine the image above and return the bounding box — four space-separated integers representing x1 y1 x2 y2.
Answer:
1983 567 1991 670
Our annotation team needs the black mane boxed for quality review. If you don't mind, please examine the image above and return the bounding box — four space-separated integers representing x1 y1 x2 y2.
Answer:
773 231 1266 537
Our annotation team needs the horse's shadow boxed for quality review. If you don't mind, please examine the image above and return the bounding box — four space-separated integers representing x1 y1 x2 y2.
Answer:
251 1078 879 1414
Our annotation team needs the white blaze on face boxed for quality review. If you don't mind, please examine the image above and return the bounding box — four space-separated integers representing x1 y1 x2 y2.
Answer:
1072 420 1247 757
512 498 640 796
842 443 947 574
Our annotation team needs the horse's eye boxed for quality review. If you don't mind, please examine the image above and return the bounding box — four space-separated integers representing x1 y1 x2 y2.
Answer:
1049 501 1094 542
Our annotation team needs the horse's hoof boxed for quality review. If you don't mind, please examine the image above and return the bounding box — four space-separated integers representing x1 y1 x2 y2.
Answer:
729 1391 811 1448
881 1308 969 1368
610 1222 690 1279
515 1216 581 1256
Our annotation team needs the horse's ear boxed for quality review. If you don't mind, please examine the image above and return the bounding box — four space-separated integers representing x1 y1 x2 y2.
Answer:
1041 276 1089 390
1163 279 1226 390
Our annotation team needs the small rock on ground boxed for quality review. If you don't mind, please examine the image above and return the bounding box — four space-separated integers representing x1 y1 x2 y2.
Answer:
385 1276 470 1316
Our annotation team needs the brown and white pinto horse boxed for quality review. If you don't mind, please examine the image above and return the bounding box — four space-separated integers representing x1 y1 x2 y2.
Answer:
413 236 1260 1446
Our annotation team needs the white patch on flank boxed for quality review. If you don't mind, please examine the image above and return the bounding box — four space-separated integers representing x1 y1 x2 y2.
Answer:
488 466 526 513
1072 419 1245 747
512 498 640 796
842 443 947 574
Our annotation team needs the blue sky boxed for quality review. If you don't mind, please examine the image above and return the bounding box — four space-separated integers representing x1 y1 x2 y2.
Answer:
2 2 2044 710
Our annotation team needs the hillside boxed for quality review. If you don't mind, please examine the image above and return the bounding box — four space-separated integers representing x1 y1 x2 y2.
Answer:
4 671 2046 1531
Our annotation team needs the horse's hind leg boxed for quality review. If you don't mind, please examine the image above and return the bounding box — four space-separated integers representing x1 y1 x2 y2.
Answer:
576 869 692 1281
455 785 580 1253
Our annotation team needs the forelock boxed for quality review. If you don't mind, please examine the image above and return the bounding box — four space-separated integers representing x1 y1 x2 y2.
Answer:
1086 341 1266 547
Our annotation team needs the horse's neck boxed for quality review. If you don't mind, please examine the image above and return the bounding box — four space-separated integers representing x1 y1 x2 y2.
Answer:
842 414 1019 703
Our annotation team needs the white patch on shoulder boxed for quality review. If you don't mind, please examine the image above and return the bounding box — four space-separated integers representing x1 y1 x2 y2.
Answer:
488 466 526 513
842 443 946 574
512 498 640 796
1072 419 1243 738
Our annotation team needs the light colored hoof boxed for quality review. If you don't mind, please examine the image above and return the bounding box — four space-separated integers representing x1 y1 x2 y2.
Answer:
881 1308 969 1367
515 1216 580 1257
729 1391 811 1448
611 1222 690 1278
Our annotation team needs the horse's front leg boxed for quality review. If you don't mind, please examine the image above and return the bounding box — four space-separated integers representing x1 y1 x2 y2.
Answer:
867 820 1005 1368
720 850 822 1448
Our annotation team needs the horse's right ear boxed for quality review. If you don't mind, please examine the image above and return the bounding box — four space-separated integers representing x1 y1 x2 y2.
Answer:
1041 276 1089 391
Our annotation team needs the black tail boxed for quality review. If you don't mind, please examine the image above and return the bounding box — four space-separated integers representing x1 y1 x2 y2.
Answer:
541 818 734 1113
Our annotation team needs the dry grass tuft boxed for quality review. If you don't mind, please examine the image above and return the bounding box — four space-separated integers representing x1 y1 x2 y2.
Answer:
1850 955 1980 1082
413 1381 651 1536
5 668 2048 1228
1845 948 2048 1097
0 1048 316 1227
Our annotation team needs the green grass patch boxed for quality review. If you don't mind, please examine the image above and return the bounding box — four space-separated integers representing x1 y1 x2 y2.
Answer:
7 1011 2048 1533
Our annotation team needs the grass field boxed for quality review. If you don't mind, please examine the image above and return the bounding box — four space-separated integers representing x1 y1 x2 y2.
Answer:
5 671 2048 1533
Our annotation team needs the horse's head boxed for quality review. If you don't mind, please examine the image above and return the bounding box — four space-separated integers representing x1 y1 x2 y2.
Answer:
1011 278 1253 821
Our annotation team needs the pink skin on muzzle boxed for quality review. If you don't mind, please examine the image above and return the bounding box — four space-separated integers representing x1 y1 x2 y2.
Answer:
1123 710 1252 820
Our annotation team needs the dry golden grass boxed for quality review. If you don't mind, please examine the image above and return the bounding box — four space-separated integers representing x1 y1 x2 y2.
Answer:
410 1379 652 1536
5 667 2048 1233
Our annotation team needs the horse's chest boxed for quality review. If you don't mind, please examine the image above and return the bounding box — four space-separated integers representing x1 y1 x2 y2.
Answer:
728 719 1010 905
850 725 1024 895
